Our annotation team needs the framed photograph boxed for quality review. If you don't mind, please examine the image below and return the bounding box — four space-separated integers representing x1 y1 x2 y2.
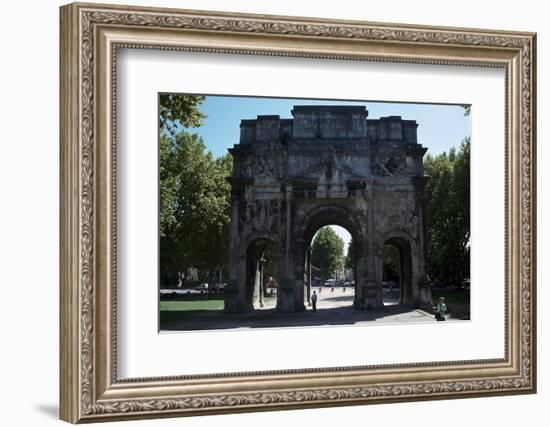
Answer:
60 2 537 423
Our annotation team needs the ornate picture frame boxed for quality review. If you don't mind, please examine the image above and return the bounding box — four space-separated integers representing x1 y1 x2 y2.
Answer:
60 2 536 423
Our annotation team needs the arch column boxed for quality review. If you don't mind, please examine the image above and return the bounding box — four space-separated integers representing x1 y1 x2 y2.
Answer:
275 185 304 312
224 250 254 313
413 176 433 309
305 247 312 307
224 195 242 312
353 246 370 309
368 240 385 309
353 243 383 309
258 258 265 308
252 258 261 308
275 242 306 312
293 238 308 312
355 200 383 309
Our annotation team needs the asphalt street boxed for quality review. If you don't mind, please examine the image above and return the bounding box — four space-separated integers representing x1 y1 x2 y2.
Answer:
161 287 456 331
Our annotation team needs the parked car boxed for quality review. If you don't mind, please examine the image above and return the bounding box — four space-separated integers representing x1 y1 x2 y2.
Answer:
195 283 209 293
324 279 336 287
159 291 178 300
211 283 227 294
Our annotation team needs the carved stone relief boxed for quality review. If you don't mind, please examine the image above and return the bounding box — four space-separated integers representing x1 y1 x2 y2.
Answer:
254 156 277 178
399 197 419 239
372 155 407 176
238 157 253 177
240 199 282 233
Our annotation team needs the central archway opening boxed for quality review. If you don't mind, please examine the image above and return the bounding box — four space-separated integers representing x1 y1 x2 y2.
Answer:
307 225 355 312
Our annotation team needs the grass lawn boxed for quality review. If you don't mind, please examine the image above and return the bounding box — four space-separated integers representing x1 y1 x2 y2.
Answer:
159 295 279 324
160 298 224 324
160 298 225 311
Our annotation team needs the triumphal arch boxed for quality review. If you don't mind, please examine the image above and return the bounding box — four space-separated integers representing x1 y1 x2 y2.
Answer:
224 105 432 313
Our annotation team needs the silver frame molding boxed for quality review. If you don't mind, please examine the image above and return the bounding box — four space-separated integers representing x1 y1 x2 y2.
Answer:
60 2 537 423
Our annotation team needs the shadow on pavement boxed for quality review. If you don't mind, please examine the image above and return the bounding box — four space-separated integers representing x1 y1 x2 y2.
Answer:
161 303 428 331
321 295 355 303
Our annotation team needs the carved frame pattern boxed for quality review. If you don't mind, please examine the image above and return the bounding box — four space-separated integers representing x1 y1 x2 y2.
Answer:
60 2 536 423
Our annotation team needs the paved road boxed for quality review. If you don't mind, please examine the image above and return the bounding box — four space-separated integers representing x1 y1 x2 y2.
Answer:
256 286 401 310
160 287 456 331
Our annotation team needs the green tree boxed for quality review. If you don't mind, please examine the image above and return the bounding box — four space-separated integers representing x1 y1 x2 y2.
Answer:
159 94 206 135
424 137 470 286
449 137 471 285
160 132 232 286
311 227 344 280
159 94 233 287
345 239 355 270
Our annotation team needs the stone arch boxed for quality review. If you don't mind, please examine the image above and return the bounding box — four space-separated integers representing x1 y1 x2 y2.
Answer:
380 230 417 305
244 237 278 311
298 204 364 246
239 231 280 259
293 204 367 310
225 105 432 313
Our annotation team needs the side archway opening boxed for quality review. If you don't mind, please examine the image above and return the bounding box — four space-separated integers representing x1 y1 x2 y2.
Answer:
246 238 278 310
382 237 413 305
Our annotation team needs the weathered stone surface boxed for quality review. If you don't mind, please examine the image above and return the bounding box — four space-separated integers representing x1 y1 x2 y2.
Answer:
225 105 432 313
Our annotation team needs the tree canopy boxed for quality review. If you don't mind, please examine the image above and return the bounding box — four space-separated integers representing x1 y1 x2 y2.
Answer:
311 227 345 280
344 239 355 270
159 95 232 286
159 94 206 135
424 137 470 286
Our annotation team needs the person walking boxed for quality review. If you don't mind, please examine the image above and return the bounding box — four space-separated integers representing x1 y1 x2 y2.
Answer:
433 297 447 321
311 290 318 313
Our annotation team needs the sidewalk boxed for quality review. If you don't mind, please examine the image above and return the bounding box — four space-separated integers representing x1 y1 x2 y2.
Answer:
161 288 447 331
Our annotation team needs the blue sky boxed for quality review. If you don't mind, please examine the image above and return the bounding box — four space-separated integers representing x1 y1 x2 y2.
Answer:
177 94 470 255
182 95 470 159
